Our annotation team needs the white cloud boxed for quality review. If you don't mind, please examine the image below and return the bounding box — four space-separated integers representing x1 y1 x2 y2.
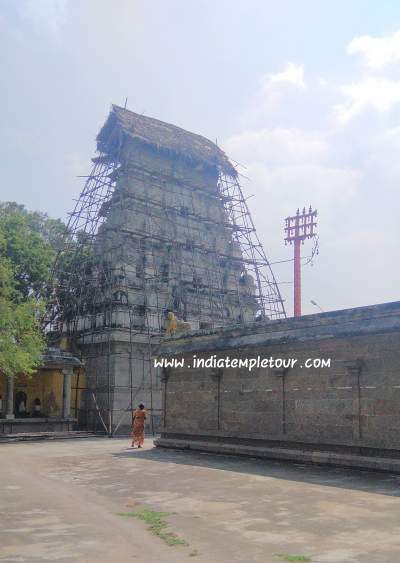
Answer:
238 63 311 129
245 161 359 206
335 30 400 124
222 61 391 313
335 77 400 124
224 128 328 164
348 30 400 69
224 127 359 229
267 62 306 89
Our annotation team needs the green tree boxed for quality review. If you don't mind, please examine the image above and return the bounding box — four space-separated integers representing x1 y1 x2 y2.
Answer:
0 293 45 378
0 202 65 378
0 202 65 300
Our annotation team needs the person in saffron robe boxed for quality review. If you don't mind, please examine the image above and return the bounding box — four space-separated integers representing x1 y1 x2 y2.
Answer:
131 403 147 448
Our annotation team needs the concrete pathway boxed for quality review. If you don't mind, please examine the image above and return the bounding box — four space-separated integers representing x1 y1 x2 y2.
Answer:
1 438 400 562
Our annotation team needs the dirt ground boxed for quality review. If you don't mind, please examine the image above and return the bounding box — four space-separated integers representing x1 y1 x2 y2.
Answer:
1 438 400 562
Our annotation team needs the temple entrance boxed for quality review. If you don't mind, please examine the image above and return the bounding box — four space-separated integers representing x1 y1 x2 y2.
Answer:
15 391 27 417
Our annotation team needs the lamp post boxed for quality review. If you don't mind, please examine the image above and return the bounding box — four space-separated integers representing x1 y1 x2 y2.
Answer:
284 206 318 317
310 299 324 313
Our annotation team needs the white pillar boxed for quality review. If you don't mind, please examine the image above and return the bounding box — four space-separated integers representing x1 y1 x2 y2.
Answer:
62 367 73 419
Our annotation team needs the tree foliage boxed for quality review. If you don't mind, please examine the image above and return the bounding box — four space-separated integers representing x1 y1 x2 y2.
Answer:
0 295 45 378
0 202 65 378
0 202 65 300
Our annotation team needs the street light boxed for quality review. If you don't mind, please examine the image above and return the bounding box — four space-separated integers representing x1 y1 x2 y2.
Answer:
310 300 324 313
284 206 318 317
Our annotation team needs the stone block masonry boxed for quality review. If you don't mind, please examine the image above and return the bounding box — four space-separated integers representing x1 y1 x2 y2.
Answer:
58 104 284 435
155 301 400 472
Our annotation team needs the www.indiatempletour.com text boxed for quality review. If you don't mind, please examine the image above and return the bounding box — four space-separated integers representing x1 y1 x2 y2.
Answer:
154 356 332 371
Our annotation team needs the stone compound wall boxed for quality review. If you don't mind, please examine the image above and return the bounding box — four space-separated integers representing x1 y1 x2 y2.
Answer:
156 301 400 471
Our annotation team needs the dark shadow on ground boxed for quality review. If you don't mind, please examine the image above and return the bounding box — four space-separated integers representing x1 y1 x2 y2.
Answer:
112 440 400 498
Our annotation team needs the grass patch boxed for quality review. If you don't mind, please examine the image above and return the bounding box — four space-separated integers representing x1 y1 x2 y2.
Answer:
275 555 311 562
118 508 187 546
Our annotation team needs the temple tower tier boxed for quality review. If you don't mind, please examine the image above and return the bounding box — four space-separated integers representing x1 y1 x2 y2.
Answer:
52 105 286 434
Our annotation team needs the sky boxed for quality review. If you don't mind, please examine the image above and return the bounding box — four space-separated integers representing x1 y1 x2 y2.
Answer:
1 0 400 315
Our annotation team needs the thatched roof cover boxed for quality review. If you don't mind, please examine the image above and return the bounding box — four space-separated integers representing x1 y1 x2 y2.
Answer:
97 105 237 177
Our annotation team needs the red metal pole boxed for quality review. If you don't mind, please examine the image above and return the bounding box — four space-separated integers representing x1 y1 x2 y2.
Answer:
294 239 301 317
285 207 317 318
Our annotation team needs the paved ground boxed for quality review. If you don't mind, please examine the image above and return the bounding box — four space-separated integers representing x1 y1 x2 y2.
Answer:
1 439 400 563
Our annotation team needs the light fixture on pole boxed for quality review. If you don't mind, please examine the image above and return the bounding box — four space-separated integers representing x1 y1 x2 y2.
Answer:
310 299 324 313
